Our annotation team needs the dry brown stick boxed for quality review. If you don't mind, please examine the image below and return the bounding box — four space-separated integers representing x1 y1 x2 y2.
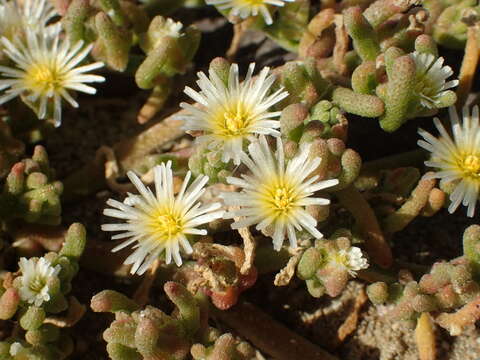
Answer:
456 24 479 110
237 227 256 275
226 19 253 61
415 312 436 360
334 287 368 347
274 248 303 286
336 185 393 268
214 302 338 360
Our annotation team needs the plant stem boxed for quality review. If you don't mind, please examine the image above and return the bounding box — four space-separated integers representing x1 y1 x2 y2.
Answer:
360 149 428 174
456 24 479 110
382 176 436 234
226 20 252 61
336 185 393 268
213 302 338 360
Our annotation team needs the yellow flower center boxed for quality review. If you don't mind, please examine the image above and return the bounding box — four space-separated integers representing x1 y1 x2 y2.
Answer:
235 0 265 5
224 110 248 135
25 63 63 94
29 275 46 293
150 211 183 240
462 154 480 177
273 187 293 210
261 182 298 218
215 101 254 137
332 251 349 267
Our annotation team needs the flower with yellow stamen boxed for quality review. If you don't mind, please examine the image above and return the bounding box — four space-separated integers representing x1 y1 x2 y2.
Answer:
0 0 59 43
206 0 295 25
0 30 104 126
222 136 338 250
180 62 288 165
411 51 458 109
102 161 225 275
18 257 61 307
418 106 480 217
330 247 369 277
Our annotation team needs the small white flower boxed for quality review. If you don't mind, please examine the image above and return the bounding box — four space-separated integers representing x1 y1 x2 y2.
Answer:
206 0 295 25
0 0 58 42
180 62 288 165
102 161 225 275
334 247 369 277
222 136 338 250
9 342 27 356
18 257 61 307
0 30 105 126
159 18 183 38
418 106 480 217
410 51 458 109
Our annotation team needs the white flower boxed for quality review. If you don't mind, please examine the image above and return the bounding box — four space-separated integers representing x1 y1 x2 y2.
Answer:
333 247 369 277
18 257 61 307
158 18 183 38
222 136 339 250
180 62 288 165
0 0 59 42
206 0 295 25
418 106 480 217
102 161 225 275
0 30 105 126
9 342 27 356
411 51 458 109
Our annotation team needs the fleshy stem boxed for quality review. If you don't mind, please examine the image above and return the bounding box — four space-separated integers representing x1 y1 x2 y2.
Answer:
382 176 436 234
213 302 338 360
226 18 254 61
456 21 480 109
336 185 393 268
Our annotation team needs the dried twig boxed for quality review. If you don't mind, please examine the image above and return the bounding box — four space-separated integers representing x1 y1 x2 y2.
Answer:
335 287 368 346
274 247 304 286
214 302 338 360
237 227 256 275
226 19 253 61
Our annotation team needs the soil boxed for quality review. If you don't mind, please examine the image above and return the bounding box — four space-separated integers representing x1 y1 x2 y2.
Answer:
21 7 480 360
